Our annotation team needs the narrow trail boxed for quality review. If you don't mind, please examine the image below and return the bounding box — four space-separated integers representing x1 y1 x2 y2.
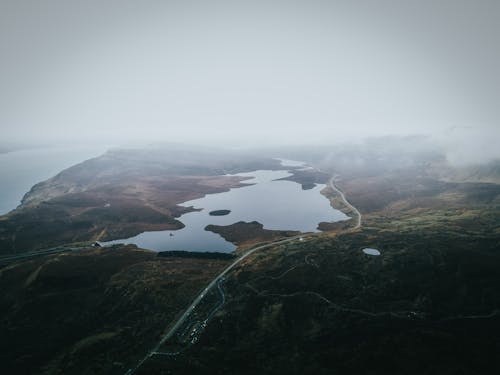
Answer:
125 235 306 375
95 227 108 241
245 287 416 319
123 169 500 374
0 244 93 265
124 173 362 374
247 286 500 323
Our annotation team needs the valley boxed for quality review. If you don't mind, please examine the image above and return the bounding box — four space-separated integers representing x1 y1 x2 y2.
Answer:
1 141 499 374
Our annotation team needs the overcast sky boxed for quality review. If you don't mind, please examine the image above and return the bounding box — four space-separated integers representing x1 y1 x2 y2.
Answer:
1 0 499 149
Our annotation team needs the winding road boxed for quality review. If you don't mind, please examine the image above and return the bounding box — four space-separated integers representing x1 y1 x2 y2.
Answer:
0 244 94 265
125 174 361 374
125 235 306 375
329 177 362 229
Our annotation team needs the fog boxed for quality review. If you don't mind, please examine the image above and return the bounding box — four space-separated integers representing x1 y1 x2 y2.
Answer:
1 1 499 162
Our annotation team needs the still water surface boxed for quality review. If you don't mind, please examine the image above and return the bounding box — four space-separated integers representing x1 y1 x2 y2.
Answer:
104 166 349 252
0 146 109 215
362 248 381 256
1 151 350 252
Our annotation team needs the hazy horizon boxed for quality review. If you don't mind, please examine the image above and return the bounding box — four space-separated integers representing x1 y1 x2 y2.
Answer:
1 1 499 161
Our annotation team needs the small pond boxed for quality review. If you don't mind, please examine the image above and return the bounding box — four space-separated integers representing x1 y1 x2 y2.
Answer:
362 248 381 256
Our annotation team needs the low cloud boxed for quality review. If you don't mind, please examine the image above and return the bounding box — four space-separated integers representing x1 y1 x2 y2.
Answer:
432 126 500 166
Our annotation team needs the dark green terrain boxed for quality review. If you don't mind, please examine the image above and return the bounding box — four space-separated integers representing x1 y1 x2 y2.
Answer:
1 140 499 374
0 245 231 374
146 228 500 374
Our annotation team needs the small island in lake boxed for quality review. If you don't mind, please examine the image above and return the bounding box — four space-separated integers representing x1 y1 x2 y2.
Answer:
209 209 231 216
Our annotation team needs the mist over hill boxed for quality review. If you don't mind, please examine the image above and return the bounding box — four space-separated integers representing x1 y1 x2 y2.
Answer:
1 1 499 374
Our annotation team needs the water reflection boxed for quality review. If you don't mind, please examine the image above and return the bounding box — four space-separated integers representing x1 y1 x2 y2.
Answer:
103 168 349 252
362 248 381 256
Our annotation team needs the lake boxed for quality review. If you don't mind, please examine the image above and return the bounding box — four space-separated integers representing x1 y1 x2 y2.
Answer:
103 162 350 252
0 146 109 215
